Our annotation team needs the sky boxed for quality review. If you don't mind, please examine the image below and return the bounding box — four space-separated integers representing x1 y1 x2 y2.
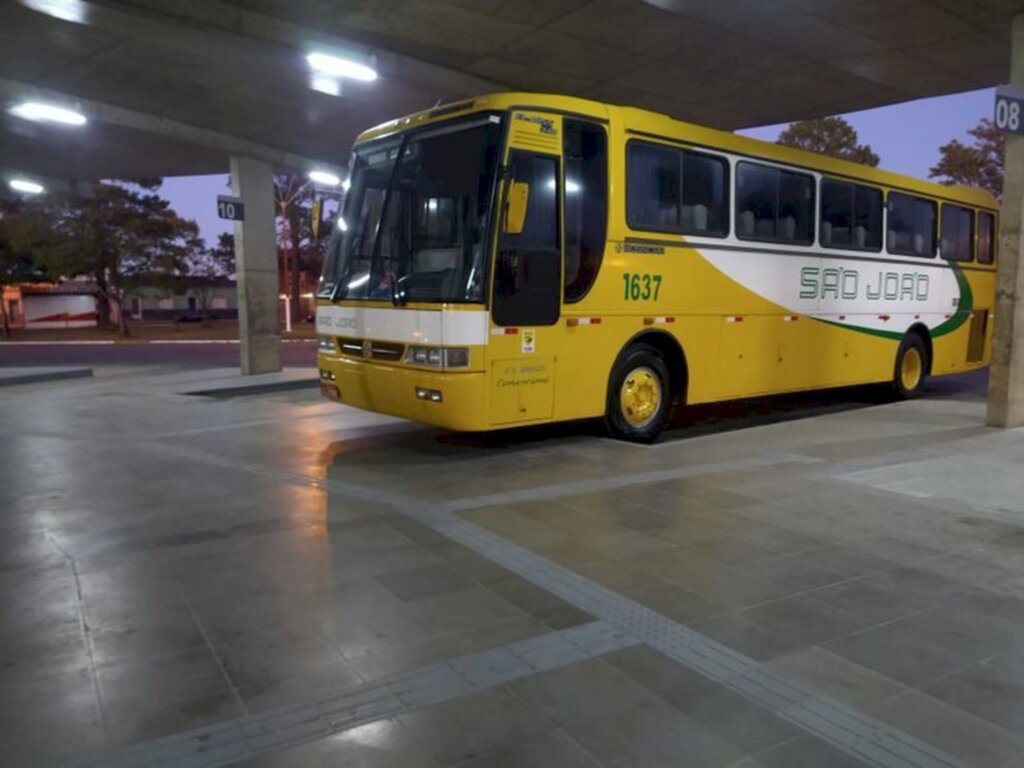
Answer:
159 87 996 245
159 174 233 245
736 87 995 176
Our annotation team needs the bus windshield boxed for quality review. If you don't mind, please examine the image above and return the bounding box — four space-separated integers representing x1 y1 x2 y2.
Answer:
319 117 503 304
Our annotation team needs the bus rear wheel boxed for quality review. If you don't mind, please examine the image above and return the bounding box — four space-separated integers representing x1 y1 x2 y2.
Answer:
893 334 928 399
606 344 670 443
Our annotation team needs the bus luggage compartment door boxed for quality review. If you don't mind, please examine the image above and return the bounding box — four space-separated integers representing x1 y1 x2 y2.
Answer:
490 356 555 424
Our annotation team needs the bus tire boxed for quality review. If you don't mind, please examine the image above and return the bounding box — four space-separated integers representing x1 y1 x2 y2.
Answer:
606 344 670 443
892 333 928 399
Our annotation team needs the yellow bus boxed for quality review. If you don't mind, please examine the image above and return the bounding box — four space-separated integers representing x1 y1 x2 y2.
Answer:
316 93 998 442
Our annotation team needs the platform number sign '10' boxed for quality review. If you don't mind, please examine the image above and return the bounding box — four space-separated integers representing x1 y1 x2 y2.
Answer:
995 86 1024 136
216 195 246 221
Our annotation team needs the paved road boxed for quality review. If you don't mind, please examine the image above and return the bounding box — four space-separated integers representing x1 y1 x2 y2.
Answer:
0 340 317 368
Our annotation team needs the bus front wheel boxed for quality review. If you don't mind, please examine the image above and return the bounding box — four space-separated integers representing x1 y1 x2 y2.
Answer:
606 344 670 443
892 334 928 399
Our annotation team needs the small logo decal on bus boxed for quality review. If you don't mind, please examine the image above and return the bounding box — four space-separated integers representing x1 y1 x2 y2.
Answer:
513 113 556 135
622 243 665 255
522 329 536 354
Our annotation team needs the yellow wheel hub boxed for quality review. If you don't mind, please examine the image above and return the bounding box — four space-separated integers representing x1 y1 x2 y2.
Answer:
901 347 922 391
620 366 662 428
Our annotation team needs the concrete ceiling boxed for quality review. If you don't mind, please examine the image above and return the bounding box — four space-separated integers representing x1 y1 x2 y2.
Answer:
1 0 1022 185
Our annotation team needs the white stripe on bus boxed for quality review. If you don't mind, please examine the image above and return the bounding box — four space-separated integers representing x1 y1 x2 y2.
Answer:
316 306 489 346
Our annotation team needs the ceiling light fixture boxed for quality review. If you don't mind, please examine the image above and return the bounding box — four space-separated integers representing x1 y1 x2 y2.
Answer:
309 170 341 187
310 74 341 97
306 52 377 82
9 178 45 194
22 0 88 23
10 101 86 126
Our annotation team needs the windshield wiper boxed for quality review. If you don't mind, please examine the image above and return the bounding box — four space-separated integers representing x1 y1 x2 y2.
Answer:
389 273 407 307
329 230 356 303
370 134 409 307
388 236 403 307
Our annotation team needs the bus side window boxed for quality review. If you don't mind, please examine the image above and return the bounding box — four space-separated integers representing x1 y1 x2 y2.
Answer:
735 162 814 245
940 204 974 262
628 143 680 231
977 211 996 264
887 192 936 258
681 152 728 236
820 180 854 247
626 141 728 238
564 120 608 303
820 179 882 251
853 184 884 251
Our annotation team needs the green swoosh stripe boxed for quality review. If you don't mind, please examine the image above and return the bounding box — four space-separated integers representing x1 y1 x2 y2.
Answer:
931 264 973 338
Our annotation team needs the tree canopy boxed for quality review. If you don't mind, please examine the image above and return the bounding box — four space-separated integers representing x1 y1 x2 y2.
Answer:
183 232 235 323
929 118 1004 200
4 180 202 335
275 173 328 321
185 232 235 279
0 197 45 336
0 198 41 285
776 116 880 167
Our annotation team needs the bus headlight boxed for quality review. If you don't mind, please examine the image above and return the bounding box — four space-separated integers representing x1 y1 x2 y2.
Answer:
405 346 469 368
318 335 336 353
444 348 469 368
407 346 442 366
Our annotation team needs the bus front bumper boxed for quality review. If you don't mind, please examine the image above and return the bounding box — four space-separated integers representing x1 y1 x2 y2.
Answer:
318 354 490 432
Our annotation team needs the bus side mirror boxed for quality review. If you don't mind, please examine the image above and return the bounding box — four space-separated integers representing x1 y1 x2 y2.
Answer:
503 181 529 235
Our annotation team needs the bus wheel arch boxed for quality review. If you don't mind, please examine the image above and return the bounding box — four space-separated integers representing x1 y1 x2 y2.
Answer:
893 326 930 399
906 323 933 375
604 332 687 443
629 331 688 407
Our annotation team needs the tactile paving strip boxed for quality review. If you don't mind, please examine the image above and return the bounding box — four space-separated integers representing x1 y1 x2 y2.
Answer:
429 518 961 768
66 621 638 768
144 444 965 768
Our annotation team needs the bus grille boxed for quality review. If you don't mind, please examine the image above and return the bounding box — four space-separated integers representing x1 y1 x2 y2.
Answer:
337 337 405 361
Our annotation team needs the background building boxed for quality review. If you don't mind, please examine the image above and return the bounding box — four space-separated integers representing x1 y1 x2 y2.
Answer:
2 281 99 329
124 277 238 321
3 277 240 329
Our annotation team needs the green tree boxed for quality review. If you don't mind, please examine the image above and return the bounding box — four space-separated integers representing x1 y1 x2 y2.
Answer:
184 232 235 325
929 118 1004 200
776 116 880 167
0 197 42 337
5 180 201 336
275 174 327 323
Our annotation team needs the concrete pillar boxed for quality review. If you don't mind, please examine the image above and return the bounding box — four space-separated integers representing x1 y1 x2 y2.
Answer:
988 15 1024 426
230 155 281 375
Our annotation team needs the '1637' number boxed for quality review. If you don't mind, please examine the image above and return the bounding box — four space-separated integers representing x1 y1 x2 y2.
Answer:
622 272 662 301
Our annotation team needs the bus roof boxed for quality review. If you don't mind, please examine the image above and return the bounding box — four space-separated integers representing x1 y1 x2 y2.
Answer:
355 92 998 211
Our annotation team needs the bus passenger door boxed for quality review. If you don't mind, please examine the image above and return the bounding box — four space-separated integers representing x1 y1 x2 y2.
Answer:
489 143 562 425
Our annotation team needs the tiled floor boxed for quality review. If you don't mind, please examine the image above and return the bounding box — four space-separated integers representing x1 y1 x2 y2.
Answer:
3 366 1024 767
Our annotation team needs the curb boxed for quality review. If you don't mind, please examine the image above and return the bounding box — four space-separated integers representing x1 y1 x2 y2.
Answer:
183 378 319 398
0 368 94 387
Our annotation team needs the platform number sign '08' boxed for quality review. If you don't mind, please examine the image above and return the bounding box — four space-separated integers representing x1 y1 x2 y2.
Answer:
622 272 662 302
995 86 1024 136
